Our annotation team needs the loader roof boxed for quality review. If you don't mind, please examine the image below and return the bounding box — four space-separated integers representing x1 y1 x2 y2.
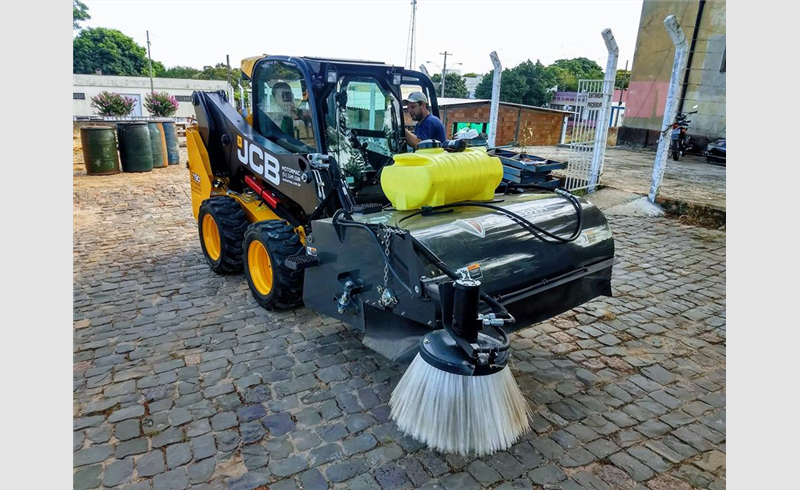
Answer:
241 54 399 80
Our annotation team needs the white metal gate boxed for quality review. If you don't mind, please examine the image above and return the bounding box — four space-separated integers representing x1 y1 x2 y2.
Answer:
565 78 614 192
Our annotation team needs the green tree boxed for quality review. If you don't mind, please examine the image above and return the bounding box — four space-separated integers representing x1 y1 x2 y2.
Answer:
474 72 494 99
615 69 631 90
473 69 528 104
512 59 557 107
430 73 468 98
545 65 576 92
196 63 244 83
73 0 90 30
161 66 202 79
549 57 604 91
73 28 150 76
462 72 479 78
150 60 167 77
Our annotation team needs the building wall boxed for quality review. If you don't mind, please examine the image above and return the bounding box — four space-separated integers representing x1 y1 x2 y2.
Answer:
513 109 565 146
620 0 725 147
439 103 565 146
73 75 229 118
464 77 482 99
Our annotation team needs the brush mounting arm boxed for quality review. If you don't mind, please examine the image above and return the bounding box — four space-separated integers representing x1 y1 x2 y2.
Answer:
439 279 511 366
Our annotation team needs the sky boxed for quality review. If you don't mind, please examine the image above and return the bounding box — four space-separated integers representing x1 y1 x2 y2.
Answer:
78 0 644 76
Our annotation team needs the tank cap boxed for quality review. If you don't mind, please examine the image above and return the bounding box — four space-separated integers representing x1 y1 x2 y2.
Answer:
417 139 441 149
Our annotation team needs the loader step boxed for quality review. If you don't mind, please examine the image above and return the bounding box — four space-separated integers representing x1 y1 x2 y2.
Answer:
284 254 319 271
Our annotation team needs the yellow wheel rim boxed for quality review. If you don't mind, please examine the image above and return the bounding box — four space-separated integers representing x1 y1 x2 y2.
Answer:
202 214 221 261
248 240 273 295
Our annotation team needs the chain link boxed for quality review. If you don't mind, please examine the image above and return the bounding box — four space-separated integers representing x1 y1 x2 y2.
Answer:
380 224 406 288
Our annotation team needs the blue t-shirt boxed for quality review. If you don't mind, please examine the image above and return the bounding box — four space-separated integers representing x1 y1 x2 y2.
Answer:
414 114 447 144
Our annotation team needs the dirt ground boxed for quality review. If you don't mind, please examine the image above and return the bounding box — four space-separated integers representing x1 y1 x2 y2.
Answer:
73 129 190 231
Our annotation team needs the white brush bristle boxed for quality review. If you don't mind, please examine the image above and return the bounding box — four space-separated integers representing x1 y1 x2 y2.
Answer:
389 353 533 457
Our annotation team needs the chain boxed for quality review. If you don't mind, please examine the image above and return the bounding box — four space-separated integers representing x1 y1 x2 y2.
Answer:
380 225 406 288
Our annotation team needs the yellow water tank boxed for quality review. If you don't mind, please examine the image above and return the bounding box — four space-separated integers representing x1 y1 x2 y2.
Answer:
381 147 503 211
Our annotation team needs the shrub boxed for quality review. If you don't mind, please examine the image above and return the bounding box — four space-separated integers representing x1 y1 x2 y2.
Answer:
144 91 179 117
90 91 137 116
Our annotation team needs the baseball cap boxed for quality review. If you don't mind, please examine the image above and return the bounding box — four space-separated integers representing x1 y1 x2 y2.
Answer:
403 91 429 105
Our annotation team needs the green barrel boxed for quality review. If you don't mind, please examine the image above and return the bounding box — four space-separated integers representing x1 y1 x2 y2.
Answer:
80 126 120 175
117 122 153 172
161 121 180 165
148 122 168 169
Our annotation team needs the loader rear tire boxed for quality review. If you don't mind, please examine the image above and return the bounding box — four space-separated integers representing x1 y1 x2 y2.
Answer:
198 196 248 274
243 220 304 310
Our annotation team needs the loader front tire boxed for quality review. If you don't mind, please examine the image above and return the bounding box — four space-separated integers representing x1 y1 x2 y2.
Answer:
244 220 304 310
198 196 248 274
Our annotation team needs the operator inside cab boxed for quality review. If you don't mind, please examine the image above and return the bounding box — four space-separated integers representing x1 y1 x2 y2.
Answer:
269 82 313 142
404 91 446 150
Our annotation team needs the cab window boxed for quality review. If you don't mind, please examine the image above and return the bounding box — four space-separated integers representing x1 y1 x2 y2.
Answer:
253 61 316 152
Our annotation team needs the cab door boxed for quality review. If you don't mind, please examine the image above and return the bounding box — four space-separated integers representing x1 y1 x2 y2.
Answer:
251 58 320 153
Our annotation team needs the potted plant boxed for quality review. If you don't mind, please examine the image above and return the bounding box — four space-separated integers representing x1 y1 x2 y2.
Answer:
90 91 137 117
144 91 179 118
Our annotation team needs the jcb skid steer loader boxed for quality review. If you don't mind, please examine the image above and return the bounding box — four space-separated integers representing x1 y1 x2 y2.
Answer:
187 54 614 375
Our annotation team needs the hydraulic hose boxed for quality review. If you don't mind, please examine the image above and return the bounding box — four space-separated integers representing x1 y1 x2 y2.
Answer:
331 212 513 353
399 187 583 244
331 210 414 296
411 236 513 353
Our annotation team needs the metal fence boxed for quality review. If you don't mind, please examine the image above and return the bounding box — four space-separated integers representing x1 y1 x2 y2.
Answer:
564 78 614 192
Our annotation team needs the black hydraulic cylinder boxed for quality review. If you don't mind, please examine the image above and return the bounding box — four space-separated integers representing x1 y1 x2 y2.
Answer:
452 279 482 342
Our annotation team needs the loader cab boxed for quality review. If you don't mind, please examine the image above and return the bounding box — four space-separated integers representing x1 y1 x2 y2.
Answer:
248 56 439 200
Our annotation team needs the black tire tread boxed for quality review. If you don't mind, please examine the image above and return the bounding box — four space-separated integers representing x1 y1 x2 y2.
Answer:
244 220 304 310
198 196 248 274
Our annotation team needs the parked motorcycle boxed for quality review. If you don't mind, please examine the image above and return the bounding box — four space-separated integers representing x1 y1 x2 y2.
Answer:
670 105 698 161
704 139 726 166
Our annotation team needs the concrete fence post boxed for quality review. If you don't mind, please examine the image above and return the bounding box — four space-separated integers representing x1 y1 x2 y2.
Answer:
588 28 619 192
649 15 689 203
488 52 502 147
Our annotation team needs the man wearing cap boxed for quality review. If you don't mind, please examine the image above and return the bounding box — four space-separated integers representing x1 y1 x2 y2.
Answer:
404 91 447 149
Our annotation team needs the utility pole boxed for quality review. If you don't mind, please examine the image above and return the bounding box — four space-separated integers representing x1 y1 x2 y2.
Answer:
439 51 452 97
407 0 418 69
226 55 233 103
146 30 154 94
616 59 628 127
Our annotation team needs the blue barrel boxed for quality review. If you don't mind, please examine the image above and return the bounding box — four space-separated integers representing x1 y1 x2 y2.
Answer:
162 121 180 165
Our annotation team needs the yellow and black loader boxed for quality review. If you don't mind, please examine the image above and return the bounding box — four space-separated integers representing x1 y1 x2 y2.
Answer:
186 55 615 440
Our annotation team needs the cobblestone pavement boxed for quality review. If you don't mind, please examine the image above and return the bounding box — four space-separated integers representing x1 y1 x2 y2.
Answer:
509 145 726 212
74 159 725 490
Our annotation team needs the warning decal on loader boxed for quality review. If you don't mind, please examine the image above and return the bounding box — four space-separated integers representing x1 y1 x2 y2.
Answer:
191 172 201 193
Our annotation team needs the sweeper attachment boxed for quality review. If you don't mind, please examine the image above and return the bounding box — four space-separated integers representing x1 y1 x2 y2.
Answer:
186 55 615 456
